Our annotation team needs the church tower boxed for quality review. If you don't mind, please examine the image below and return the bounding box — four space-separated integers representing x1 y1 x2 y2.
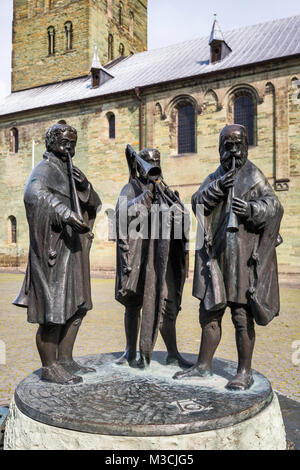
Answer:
11 0 148 92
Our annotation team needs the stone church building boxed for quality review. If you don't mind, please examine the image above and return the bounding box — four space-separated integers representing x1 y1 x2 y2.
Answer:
0 0 299 276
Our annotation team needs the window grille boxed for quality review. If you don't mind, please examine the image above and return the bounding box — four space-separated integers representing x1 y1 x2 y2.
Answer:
177 105 195 154
234 96 255 146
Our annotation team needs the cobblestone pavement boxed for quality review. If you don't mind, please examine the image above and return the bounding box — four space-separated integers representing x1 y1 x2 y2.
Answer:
0 274 299 405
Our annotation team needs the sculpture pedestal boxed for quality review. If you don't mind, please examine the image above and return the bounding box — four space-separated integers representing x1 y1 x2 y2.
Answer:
4 352 286 450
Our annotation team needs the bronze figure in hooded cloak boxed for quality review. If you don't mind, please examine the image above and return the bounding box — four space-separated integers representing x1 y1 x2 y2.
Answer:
115 146 191 369
13 123 101 384
174 124 283 390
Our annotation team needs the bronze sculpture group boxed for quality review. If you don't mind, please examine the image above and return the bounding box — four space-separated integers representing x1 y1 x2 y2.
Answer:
14 122 283 391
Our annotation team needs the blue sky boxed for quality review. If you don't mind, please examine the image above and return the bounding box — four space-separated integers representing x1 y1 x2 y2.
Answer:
0 0 299 100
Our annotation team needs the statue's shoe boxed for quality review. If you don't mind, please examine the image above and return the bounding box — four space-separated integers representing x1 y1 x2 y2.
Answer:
41 363 83 385
225 372 254 391
173 364 212 380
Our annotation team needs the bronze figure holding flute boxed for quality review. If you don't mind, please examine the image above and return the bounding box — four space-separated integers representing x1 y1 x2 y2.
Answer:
13 123 101 384
174 125 283 390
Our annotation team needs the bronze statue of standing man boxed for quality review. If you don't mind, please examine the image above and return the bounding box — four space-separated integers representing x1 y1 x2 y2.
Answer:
175 124 283 390
13 123 101 385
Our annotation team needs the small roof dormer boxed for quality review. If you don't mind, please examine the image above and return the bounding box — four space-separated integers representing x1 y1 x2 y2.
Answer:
209 15 232 64
91 45 114 88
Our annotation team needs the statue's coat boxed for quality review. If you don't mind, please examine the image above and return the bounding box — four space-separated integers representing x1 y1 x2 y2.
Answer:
13 152 101 324
192 160 283 324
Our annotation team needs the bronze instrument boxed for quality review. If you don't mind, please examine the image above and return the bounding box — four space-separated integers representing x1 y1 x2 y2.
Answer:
226 156 239 233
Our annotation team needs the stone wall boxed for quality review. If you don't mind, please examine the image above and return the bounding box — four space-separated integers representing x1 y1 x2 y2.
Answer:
0 58 299 273
12 0 147 91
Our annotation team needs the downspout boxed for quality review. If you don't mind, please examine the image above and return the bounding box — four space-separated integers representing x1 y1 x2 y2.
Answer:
134 87 143 151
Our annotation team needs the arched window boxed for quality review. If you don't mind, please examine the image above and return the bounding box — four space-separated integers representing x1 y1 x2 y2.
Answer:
64 21 73 51
177 104 196 154
119 43 125 56
10 128 19 153
8 216 17 244
118 2 123 26
108 34 114 61
47 26 55 55
234 95 255 146
129 11 134 37
107 113 115 139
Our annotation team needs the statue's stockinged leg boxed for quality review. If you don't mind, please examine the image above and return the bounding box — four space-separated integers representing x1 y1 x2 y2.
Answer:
36 324 82 384
173 307 223 380
57 310 96 375
116 306 141 367
226 306 255 390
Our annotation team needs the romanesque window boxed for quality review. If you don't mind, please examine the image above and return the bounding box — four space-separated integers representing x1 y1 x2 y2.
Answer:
129 11 134 37
47 26 55 55
8 216 17 244
119 43 125 56
177 104 196 154
108 34 114 61
10 128 19 153
64 21 73 51
107 112 115 139
234 95 255 146
118 2 123 26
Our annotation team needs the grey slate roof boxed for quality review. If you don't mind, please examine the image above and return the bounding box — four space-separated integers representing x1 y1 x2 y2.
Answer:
1 15 300 117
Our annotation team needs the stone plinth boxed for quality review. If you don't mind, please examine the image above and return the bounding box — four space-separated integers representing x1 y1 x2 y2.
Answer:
4 352 286 450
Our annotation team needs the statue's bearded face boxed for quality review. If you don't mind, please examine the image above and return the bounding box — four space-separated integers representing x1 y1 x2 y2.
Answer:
54 130 77 161
219 127 248 172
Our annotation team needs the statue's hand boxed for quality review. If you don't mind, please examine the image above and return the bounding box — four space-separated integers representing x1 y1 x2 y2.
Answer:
67 211 90 233
72 166 89 191
232 197 251 218
219 169 235 191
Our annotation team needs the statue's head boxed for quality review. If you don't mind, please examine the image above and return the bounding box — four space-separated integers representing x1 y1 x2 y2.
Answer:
219 124 248 172
45 122 77 160
138 148 161 180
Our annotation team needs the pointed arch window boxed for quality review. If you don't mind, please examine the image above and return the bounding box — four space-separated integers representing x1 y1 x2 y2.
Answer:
107 112 115 139
47 26 55 55
177 104 196 154
8 216 17 244
234 95 255 146
64 21 73 51
108 34 114 61
10 128 19 153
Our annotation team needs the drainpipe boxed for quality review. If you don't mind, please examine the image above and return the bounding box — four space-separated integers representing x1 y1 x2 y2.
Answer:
134 87 143 151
